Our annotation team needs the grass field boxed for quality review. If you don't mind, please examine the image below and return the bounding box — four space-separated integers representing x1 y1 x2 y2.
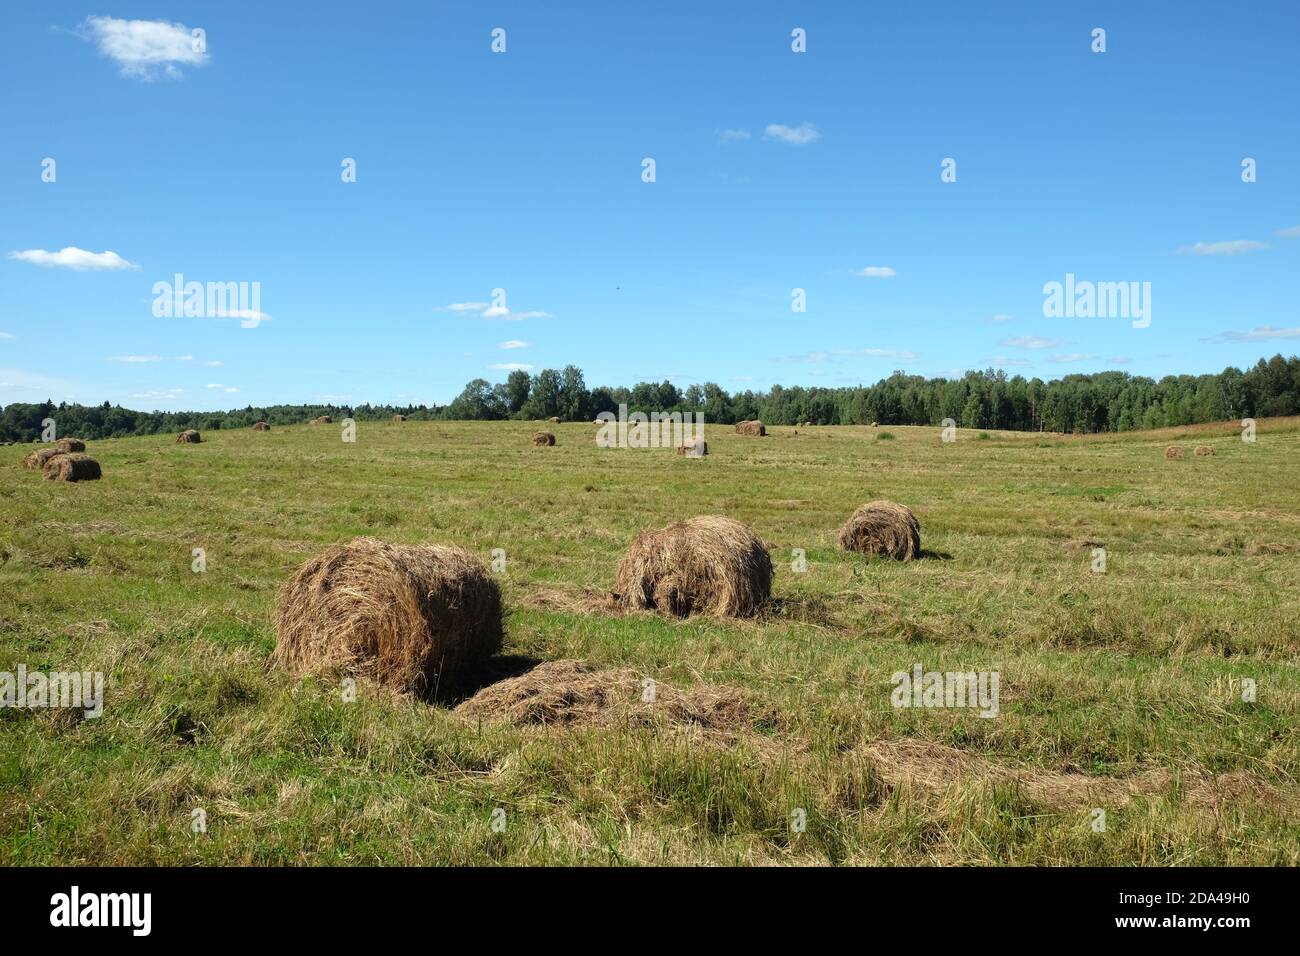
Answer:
2 418 1297 865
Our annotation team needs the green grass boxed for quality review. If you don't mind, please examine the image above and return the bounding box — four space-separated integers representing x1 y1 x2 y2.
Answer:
1 418 1297 865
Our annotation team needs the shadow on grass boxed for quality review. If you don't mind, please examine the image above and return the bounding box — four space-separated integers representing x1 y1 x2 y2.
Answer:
429 653 544 707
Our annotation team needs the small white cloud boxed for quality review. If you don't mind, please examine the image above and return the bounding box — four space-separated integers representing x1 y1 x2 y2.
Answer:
80 16 208 81
204 360 223 366
764 123 820 146
1000 336 1059 349
490 362 533 371
856 266 896 278
1175 239 1268 256
988 355 1032 367
717 128 751 143
783 347 918 363
442 301 549 321
499 340 530 349
439 301 489 312
1215 325 1300 342
987 314 1014 323
175 355 193 362
0 332 14 340
1048 353 1094 363
108 355 163 363
131 388 185 400
8 247 136 270
1107 356 1131 365
1275 225 1300 238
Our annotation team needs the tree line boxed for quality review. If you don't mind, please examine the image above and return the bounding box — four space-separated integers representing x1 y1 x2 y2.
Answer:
3 355 1298 442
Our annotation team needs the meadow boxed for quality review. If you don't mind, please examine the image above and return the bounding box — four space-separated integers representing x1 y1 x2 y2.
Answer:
1 417 1297 865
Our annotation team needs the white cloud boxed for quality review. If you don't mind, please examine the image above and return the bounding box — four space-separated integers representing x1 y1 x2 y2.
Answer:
987 314 1014 323
717 128 751 143
783 347 918 363
175 355 193 362
1275 225 1300 238
988 355 1032 367
439 301 489 313
1048 353 1094 363
204 360 223 366
1107 356 1131 365
489 362 533 371
205 383 239 393
764 123 820 146
499 340 530 349
80 16 208 81
0 332 14 340
1175 239 1268 256
1000 336 1059 349
856 266 896 278
446 300 551 321
8 247 136 270
108 355 163 363
1215 325 1300 342
131 388 185 400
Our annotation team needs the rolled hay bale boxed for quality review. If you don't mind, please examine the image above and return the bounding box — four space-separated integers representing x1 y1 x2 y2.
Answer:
1194 445 1215 457
870 421 879 427
43 453 101 482
676 437 708 457
272 537 503 696
532 431 556 446
547 416 561 424
1165 445 1185 460
311 415 332 425
53 438 86 454
392 414 407 422
251 421 271 431
838 500 921 561
176 429 201 444
735 420 766 436
613 515 773 618
22 447 62 470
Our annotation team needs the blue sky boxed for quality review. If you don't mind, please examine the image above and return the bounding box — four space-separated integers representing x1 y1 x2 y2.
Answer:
2 1 1298 410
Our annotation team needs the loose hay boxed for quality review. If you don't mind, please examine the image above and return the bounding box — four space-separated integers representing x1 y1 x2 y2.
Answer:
43 453 101 482
251 421 271 431
53 438 86 453
392 414 407 422
1194 445 1215 457
311 415 332 425
532 431 556 446
838 500 922 560
22 448 62 470
176 429 202 444
735 419 766 436
454 659 754 732
273 537 502 696
1165 445 1185 459
613 515 773 618
676 437 708 457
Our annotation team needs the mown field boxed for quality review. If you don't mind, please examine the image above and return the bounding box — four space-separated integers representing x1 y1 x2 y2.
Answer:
1 417 1297 865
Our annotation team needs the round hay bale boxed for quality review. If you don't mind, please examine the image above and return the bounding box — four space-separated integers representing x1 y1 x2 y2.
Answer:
870 421 879 427
613 515 773 618
838 500 921 561
22 447 62 470
547 416 561 424
251 421 271 431
43 453 101 482
392 414 407 422
1165 445 1185 460
735 420 766 436
272 537 503 696
176 429 201 444
311 415 332 425
676 437 708 457
532 431 556 446
53 438 86 453
1194 445 1215 457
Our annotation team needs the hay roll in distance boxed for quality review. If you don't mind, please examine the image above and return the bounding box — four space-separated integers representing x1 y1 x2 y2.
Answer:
251 421 271 431
176 429 202 444
532 431 556 446
735 420 766 436
43 453 101 482
392 414 407 422
614 515 773 618
1194 445 1215 457
53 438 86 453
677 437 708 457
311 415 332 425
273 537 503 696
22 447 62 470
838 500 921 561
1165 446 1185 459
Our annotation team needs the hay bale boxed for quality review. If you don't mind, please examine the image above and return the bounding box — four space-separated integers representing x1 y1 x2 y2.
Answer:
1165 445 1185 460
176 429 201 444
1194 445 1215 457
22 448 62 470
43 453 101 482
392 414 407 422
735 420 766 436
53 438 86 453
532 431 556 446
311 415 332 425
613 515 772 618
838 500 921 561
251 421 271 431
547 416 561 424
272 537 502 696
677 437 708 457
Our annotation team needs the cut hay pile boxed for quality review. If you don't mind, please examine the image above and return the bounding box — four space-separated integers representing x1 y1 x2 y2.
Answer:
547 416 561 424
1194 445 1215 457
392 414 407 422
1165 445 1185 460
838 500 921 561
676 437 708 457
735 420 766 436
532 431 556 446
53 438 86 453
272 537 502 696
311 415 332 425
613 515 773 618
176 429 201 444
454 659 754 732
251 421 271 431
22 448 62 470
43 453 101 482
